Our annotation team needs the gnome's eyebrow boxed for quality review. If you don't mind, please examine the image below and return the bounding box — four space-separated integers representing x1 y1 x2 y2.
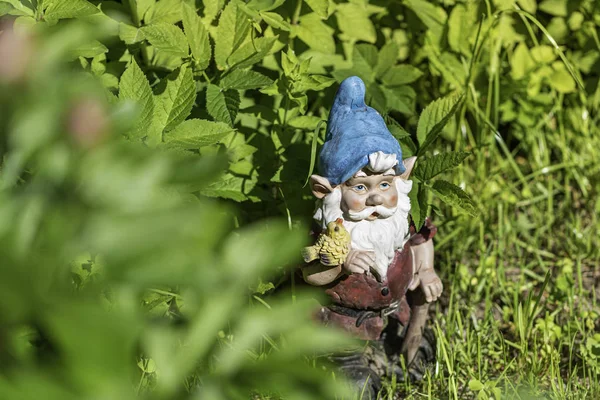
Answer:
383 168 395 176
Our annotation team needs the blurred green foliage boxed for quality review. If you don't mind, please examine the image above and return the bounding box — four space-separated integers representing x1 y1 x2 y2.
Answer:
2 0 600 398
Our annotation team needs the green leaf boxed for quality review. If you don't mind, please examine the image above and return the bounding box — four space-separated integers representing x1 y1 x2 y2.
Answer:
119 23 145 45
288 115 322 129
335 3 377 43
220 69 273 90
154 65 196 133
383 86 415 115
227 36 277 70
44 0 98 20
246 0 285 11
259 11 290 31
381 65 423 86
304 0 328 18
468 379 484 391
366 82 386 112
538 0 567 17
215 0 252 70
404 0 447 44
203 0 225 23
145 0 184 24
413 151 470 182
352 44 378 82
417 93 463 154
206 84 240 127
296 13 335 54
0 0 34 16
375 42 399 78
447 4 477 55
182 3 211 71
530 45 556 64
510 42 535 79
164 119 234 148
71 40 107 59
517 0 537 14
119 60 154 139
200 173 256 201
548 67 575 93
409 182 429 230
431 180 477 217
141 23 189 58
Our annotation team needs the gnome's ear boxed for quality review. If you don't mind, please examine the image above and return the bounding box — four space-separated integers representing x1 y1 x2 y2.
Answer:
399 156 417 180
310 175 335 199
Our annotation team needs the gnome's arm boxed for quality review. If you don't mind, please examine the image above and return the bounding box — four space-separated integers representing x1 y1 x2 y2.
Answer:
302 262 343 286
408 219 442 303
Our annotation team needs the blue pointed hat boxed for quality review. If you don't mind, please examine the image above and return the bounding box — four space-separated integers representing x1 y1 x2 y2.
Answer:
319 76 405 186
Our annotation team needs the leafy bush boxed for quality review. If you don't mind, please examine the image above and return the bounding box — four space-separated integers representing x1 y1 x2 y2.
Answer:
2 0 600 398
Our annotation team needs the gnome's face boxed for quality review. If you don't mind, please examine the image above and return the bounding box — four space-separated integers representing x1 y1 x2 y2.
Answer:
341 169 399 221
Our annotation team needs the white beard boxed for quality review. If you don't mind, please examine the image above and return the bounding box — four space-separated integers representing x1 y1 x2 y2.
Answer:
313 179 413 279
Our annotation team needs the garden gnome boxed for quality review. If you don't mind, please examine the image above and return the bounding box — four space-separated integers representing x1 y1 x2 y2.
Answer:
301 76 443 396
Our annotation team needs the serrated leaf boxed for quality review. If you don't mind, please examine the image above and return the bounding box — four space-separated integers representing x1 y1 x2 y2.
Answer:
404 0 447 44
71 40 107 59
305 0 328 18
382 65 423 86
164 119 234 148
294 74 336 92
228 143 258 162
119 23 145 45
119 60 154 139
288 115 322 129
154 65 196 134
246 0 285 11
352 44 378 82
203 0 225 22
44 0 98 20
366 82 386 112
227 36 277 70
431 180 477 217
383 86 415 115
335 3 376 43
142 23 189 58
206 84 240 127
215 0 252 70
220 69 273 90
417 93 463 154
413 151 470 182
375 42 399 78
145 0 183 24
408 182 429 230
296 13 335 54
182 3 211 71
200 173 256 201
259 11 290 31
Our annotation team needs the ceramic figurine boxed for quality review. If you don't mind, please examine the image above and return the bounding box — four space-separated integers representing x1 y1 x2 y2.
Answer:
301 76 443 397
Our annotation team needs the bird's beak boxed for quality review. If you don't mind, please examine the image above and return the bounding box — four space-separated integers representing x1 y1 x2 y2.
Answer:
335 218 343 224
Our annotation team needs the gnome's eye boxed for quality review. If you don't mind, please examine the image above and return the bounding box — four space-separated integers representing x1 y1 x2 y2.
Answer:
380 182 390 190
353 184 367 192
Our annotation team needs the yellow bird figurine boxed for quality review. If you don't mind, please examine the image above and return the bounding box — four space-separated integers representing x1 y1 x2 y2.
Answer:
302 218 351 266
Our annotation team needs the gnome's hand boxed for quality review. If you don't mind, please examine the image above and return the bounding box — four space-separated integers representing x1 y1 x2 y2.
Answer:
419 269 443 303
343 250 375 275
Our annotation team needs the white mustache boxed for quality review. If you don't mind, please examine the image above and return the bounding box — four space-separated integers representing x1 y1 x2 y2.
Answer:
347 205 397 221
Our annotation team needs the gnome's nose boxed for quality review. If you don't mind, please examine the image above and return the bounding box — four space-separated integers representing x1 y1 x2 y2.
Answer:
366 194 384 206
